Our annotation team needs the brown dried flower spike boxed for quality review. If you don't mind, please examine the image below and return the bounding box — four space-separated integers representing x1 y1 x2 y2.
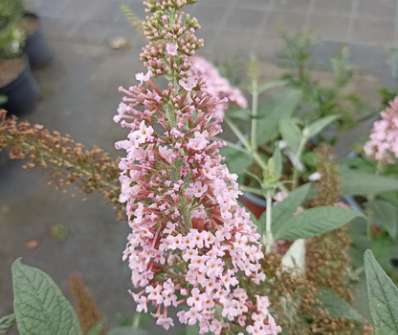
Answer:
0 110 124 219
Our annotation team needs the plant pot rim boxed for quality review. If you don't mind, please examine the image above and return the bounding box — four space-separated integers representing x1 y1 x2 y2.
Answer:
242 192 267 208
23 11 40 21
23 11 41 34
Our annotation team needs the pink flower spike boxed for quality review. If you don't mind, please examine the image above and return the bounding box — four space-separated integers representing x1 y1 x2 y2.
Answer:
115 1 280 334
364 96 398 164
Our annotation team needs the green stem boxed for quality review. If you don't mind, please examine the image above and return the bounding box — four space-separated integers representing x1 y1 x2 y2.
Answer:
223 140 251 155
265 190 274 253
366 162 384 240
250 79 259 150
132 313 141 329
225 117 268 171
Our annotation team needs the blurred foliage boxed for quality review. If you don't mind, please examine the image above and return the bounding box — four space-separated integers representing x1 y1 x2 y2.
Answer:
0 0 25 59
379 48 398 107
279 32 366 130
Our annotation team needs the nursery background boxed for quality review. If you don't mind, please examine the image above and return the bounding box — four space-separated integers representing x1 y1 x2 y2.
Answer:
1 0 398 333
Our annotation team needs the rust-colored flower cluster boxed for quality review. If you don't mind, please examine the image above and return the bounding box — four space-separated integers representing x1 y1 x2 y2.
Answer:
0 110 123 219
68 274 106 335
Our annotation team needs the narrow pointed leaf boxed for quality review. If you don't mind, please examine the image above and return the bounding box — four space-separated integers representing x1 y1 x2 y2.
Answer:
341 168 398 196
318 289 365 323
0 314 15 334
256 89 302 145
258 80 287 94
305 115 338 138
271 146 282 180
279 118 302 153
269 184 311 230
274 206 363 240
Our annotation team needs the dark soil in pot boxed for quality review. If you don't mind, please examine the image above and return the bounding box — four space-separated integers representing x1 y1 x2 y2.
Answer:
22 12 53 69
240 192 267 218
0 57 40 116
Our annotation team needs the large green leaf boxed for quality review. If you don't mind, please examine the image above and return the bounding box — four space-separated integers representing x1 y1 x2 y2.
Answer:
258 80 287 94
274 206 363 240
368 200 398 239
269 184 311 230
12 259 81 335
256 89 302 145
364 250 398 334
341 168 398 196
318 289 365 323
279 118 302 153
0 314 15 335
220 147 252 176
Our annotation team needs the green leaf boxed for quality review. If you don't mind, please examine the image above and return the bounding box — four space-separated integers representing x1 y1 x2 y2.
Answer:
12 259 81 335
279 118 302 153
256 89 302 145
318 289 365 323
258 80 287 94
368 200 398 239
270 184 311 230
370 236 398 276
304 115 338 138
274 206 363 240
108 328 149 335
220 147 252 176
302 151 318 168
185 325 200 335
364 249 398 334
87 324 105 335
228 109 251 121
0 314 15 335
341 168 398 196
271 146 282 180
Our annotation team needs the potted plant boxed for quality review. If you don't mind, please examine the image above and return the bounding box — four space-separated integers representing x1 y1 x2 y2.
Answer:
0 0 39 116
221 59 339 217
339 97 398 280
22 9 52 68
3 0 395 332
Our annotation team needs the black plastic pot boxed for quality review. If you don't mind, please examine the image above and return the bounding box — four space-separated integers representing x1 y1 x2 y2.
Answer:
240 192 267 218
0 59 40 116
24 12 53 69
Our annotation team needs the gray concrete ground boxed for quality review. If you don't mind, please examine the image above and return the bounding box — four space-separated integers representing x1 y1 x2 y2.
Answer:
1 0 398 331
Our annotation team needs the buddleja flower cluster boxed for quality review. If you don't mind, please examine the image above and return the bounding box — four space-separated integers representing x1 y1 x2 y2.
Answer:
114 1 280 334
191 56 248 120
364 96 398 164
